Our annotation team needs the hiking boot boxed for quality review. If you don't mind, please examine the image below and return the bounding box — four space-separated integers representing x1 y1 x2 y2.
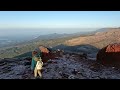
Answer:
35 76 42 79
39 76 43 79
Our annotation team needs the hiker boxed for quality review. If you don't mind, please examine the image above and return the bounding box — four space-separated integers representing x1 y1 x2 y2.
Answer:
31 46 51 78
34 56 43 78
31 49 43 79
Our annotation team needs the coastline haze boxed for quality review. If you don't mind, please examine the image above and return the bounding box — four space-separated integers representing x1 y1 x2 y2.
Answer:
0 28 99 37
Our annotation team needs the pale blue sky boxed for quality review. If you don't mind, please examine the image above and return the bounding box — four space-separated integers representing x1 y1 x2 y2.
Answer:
0 11 120 28
0 11 120 37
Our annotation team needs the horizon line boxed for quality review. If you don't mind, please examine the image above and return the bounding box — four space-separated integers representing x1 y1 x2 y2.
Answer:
0 27 119 29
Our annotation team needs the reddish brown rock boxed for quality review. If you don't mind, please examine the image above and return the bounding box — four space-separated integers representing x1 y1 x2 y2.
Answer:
96 43 120 67
39 46 49 53
106 43 120 52
32 46 63 63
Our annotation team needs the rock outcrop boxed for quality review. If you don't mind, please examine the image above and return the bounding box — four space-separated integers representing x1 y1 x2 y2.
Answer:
1 51 120 79
1 45 120 79
97 43 120 67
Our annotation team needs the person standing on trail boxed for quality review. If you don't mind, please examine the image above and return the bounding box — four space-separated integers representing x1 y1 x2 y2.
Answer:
31 46 51 79
31 49 43 79
34 56 43 78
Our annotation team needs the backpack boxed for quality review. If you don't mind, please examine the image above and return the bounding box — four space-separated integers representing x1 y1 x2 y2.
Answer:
31 58 37 70
36 58 43 70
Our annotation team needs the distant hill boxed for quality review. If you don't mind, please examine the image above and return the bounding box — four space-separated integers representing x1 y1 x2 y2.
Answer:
0 33 81 58
92 28 110 33
0 28 120 59
65 28 120 49
78 28 112 35
32 33 70 41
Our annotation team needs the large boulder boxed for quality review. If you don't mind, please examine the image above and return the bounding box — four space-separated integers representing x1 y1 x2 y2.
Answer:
39 46 49 53
96 43 120 67
32 46 56 63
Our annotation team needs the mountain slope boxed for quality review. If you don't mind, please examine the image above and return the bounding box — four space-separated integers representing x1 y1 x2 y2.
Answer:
0 28 120 59
1 53 120 79
64 28 120 49
0 34 81 58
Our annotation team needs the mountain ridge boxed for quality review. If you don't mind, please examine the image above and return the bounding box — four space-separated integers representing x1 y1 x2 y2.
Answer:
65 28 120 49
0 28 120 59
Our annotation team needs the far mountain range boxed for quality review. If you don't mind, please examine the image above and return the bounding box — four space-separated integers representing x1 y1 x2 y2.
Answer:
0 28 120 59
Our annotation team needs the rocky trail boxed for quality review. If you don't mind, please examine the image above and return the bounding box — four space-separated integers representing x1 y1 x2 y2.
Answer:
0 53 120 79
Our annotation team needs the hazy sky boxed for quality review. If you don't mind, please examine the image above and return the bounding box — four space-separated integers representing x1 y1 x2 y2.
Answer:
0 11 120 28
0 11 120 37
